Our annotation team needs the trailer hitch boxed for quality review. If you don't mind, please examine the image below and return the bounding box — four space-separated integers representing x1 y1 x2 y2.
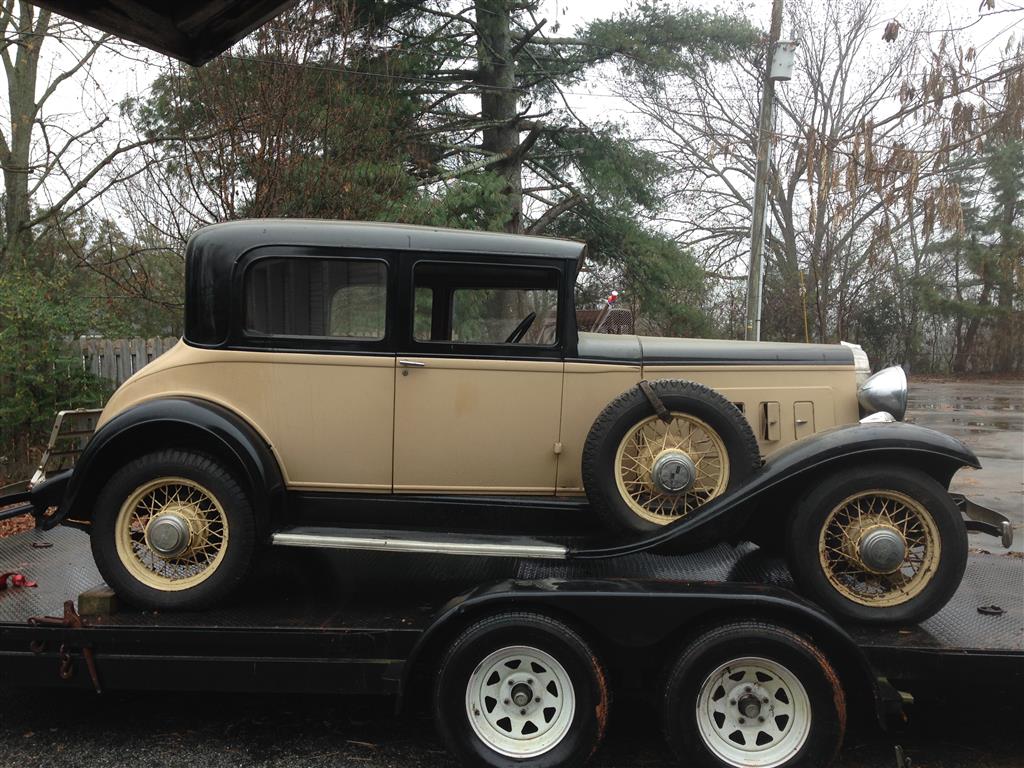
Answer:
28 600 102 693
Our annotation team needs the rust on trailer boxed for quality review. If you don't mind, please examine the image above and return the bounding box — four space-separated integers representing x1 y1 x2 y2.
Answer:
28 600 102 693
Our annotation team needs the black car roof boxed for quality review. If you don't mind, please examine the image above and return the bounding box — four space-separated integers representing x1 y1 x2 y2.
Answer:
188 219 587 262
184 219 585 347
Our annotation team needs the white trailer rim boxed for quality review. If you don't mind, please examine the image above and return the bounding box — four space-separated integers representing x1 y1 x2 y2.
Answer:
695 655 811 767
465 644 576 758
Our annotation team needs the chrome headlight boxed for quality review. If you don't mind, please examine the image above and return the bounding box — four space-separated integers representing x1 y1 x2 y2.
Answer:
857 365 907 421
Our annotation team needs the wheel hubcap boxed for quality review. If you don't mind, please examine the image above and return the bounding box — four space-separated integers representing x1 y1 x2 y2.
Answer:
145 511 193 557
696 657 811 768
651 451 697 493
465 645 575 758
857 525 907 574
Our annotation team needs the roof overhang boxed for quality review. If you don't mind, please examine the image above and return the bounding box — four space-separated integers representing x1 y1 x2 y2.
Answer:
29 1 298 65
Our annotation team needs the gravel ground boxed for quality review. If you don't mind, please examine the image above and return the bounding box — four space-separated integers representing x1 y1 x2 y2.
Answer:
0 684 1021 768
1 379 1022 767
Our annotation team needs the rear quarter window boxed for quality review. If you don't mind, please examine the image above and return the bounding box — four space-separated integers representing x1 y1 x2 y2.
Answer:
244 257 387 340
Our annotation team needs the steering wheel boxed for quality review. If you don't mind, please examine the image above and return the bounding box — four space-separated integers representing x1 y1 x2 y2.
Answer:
504 311 537 344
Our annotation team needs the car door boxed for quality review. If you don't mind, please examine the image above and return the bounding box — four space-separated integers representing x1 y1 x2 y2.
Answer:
236 250 397 491
392 258 564 494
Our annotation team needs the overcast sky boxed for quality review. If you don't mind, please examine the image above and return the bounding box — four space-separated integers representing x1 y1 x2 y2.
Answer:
9 0 1023 224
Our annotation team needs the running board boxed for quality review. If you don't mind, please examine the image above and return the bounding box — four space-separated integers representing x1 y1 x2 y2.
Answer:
271 526 568 559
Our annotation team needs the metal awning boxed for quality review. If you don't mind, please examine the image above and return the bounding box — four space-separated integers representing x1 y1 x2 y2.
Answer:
29 1 297 65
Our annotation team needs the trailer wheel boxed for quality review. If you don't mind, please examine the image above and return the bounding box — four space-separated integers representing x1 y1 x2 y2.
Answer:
583 380 761 533
91 449 255 610
786 464 967 624
434 612 608 767
662 621 845 768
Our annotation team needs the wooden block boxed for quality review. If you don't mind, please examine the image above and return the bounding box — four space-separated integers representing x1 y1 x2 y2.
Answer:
78 586 118 616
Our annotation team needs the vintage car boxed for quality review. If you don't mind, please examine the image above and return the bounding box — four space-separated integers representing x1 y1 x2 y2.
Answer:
5 220 1012 621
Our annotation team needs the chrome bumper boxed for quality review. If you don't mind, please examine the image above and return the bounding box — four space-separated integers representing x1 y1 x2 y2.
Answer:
952 493 1014 548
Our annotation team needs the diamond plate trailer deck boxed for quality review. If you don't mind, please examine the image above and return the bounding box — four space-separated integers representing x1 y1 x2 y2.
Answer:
0 527 1020 710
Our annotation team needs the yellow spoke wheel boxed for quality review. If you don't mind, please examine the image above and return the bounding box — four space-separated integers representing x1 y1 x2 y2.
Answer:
613 412 730 525
818 489 940 608
114 476 230 592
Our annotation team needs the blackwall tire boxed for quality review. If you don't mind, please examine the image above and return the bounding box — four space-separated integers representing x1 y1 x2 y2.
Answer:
662 621 846 768
582 380 761 533
786 464 967 624
434 612 609 768
91 449 256 610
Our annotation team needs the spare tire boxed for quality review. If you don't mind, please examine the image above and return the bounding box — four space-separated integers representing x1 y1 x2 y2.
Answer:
582 379 761 533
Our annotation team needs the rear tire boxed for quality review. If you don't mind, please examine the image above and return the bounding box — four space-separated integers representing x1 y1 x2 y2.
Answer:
662 621 845 768
434 612 609 768
91 449 255 610
786 465 967 624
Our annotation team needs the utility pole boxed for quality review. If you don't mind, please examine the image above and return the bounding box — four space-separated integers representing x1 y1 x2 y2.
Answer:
744 0 785 341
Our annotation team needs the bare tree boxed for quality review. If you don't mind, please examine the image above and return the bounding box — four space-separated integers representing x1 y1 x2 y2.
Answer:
619 0 1022 365
0 2 162 266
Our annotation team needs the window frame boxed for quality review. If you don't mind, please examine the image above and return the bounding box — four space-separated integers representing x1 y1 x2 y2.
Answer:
400 255 566 360
230 246 396 354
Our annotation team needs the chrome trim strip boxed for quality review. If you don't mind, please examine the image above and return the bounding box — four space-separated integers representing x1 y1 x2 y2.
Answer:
271 531 568 559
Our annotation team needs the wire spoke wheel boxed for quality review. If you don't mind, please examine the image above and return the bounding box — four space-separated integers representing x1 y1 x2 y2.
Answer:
614 412 730 524
114 476 230 592
695 656 812 768
818 489 940 607
465 645 576 759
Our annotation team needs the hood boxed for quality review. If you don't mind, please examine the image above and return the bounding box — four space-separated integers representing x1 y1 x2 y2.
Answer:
577 332 855 366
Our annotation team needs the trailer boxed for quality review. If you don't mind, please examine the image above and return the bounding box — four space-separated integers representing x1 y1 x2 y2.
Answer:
1 526 1020 768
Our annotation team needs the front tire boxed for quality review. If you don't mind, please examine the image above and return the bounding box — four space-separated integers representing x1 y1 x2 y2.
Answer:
91 449 256 610
786 465 967 624
662 621 845 768
434 612 609 768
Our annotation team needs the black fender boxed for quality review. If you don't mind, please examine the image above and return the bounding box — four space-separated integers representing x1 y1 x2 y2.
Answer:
38 397 286 537
398 577 900 728
573 421 979 558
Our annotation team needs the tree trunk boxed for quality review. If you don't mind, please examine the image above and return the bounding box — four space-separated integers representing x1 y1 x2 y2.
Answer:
474 0 522 233
955 279 991 374
1 6 50 266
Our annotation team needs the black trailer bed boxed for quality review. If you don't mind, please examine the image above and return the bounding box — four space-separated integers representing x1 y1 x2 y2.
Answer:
1 527 1021 693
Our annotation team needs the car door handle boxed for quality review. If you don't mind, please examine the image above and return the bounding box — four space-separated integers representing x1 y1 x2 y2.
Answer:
398 360 426 367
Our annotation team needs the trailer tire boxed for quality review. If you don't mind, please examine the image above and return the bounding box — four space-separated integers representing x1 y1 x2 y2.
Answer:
583 379 760 533
91 449 255 610
662 621 845 768
434 612 609 768
786 464 967 624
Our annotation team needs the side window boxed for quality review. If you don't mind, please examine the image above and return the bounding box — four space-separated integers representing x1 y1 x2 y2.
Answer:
244 257 387 340
413 262 560 346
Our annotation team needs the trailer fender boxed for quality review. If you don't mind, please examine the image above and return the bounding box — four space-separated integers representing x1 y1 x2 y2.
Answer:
39 397 285 537
398 578 899 728
571 421 980 559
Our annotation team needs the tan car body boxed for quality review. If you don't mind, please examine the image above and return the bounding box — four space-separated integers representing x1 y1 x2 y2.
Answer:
99 337 861 497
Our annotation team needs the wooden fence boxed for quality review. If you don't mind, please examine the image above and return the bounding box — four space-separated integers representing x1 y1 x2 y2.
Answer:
79 337 178 387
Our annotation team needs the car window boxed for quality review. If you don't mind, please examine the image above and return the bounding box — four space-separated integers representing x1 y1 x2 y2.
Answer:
450 287 557 344
413 262 560 346
245 257 387 340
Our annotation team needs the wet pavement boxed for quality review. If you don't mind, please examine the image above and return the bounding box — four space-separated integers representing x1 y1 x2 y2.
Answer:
0 379 1022 767
907 380 1024 551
